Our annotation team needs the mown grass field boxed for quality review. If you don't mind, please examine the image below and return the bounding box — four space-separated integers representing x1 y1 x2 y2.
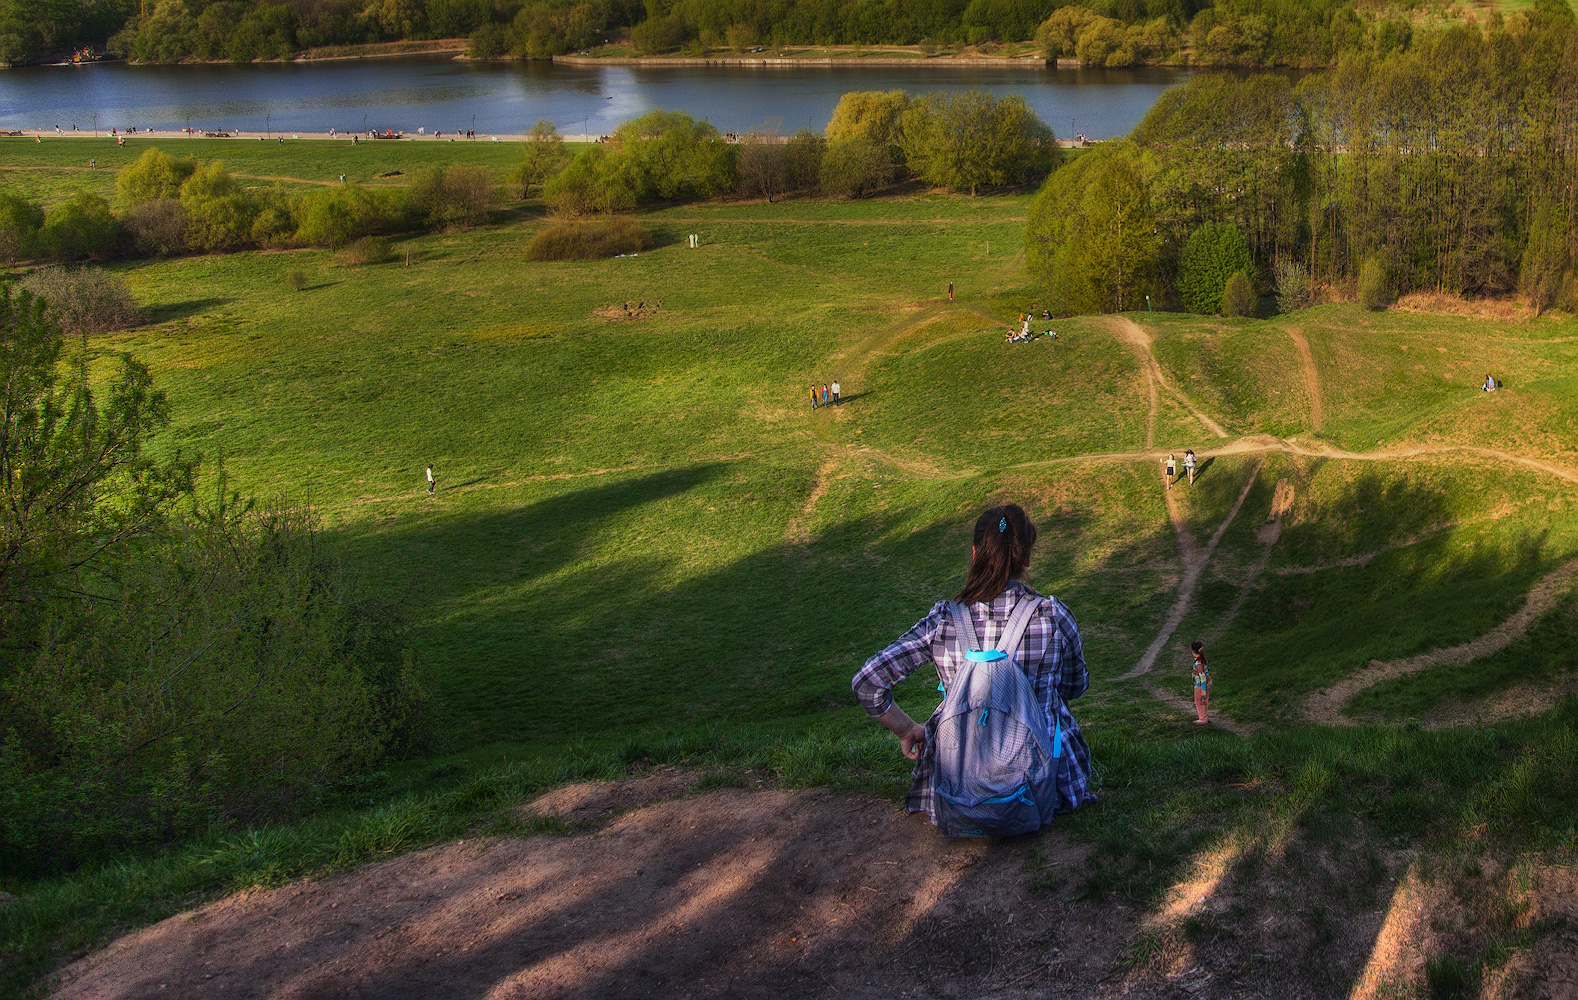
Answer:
4 140 1578 997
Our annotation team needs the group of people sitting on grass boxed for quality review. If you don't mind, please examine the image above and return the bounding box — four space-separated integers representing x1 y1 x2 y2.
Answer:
851 500 1216 841
809 380 841 409
1005 308 1058 344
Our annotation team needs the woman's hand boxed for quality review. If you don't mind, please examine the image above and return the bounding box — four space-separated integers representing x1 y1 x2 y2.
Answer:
875 705 926 760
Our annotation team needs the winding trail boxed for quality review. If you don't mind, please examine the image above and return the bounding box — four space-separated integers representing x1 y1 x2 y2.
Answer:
786 456 842 544
1104 317 1229 440
1121 461 1262 683
1286 329 1323 433
1303 558 1578 726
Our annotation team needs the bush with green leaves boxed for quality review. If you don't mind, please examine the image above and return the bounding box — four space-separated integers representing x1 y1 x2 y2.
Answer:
0 287 420 875
1274 258 1310 314
405 165 495 229
1025 140 1157 315
19 266 144 334
0 191 43 264
340 235 393 265
784 129 827 195
37 192 119 262
1358 256 1392 310
121 198 187 258
1222 270 1256 317
293 185 389 248
1178 222 1253 314
116 148 198 207
525 217 653 260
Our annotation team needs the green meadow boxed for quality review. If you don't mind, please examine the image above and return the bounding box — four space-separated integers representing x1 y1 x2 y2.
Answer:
4 138 1578 995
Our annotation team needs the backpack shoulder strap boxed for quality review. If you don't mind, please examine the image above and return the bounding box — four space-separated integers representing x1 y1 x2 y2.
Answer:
995 594 1041 657
946 601 983 654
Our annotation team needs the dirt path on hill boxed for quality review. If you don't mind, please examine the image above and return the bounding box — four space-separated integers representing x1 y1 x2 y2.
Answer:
1286 329 1322 433
786 456 842 544
1103 318 1230 441
1303 558 1578 726
52 777 1153 1000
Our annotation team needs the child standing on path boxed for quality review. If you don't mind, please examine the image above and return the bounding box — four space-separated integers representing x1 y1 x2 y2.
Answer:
1184 449 1197 486
1191 640 1210 724
1164 454 1178 491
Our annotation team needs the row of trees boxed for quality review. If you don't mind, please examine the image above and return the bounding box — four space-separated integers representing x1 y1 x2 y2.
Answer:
1027 12 1578 317
532 91 1057 214
0 149 493 265
4 0 1538 67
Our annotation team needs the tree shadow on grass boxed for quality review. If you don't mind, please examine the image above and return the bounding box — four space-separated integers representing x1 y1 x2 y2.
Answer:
143 297 232 324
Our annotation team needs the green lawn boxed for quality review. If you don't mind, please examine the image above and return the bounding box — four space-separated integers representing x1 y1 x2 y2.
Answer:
5 144 1578 997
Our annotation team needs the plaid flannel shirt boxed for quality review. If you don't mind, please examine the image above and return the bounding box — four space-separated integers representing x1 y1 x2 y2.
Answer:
850 580 1096 824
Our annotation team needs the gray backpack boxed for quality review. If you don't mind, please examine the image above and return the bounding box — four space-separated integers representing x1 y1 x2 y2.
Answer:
930 596 1062 838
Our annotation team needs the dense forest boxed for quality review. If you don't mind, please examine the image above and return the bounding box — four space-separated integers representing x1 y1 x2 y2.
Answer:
1026 9 1578 316
1 0 1548 67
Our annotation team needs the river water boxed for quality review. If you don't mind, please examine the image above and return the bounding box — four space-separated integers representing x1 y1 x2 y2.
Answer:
0 58 1191 139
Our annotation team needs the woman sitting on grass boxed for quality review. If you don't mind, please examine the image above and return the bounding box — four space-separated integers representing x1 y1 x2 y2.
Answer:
851 503 1096 831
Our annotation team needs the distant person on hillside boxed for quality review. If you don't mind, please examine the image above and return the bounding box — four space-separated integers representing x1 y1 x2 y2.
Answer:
1191 640 1211 724
1021 315 1032 338
822 383 830 407
1483 373 1497 392
948 280 954 302
831 380 841 405
810 384 819 410
1184 449 1197 486
1164 454 1177 491
852 503 1095 835
426 464 435 494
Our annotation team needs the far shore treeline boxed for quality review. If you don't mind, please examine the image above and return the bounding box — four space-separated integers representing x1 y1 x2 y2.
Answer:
4 0 1569 68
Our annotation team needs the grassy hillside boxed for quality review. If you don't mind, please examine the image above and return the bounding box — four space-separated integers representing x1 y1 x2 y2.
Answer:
4 142 1578 996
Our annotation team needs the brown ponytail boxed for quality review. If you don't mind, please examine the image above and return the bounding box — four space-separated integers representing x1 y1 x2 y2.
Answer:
955 503 1037 604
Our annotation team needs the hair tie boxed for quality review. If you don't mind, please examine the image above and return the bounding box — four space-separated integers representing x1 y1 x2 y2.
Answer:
998 517 1008 533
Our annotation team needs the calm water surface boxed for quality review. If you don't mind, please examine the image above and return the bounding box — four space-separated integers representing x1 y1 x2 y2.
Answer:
0 58 1191 138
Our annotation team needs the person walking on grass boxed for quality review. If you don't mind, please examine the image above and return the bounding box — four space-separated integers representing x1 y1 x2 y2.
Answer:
810 384 820 410
822 383 830 408
831 380 841 406
426 464 435 494
852 504 1095 836
1191 640 1211 724
948 280 954 303
1184 449 1197 486
1163 454 1177 491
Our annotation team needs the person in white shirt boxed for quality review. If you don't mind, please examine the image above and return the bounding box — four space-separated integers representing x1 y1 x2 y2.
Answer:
426 465 435 493
831 380 841 405
1184 449 1197 486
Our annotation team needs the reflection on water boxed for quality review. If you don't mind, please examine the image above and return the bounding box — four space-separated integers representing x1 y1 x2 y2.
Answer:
0 57 1195 138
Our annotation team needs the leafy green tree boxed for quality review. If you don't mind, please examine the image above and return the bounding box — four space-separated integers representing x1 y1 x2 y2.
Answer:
1222 271 1256 317
179 161 257 252
512 119 571 198
0 192 42 264
1520 203 1567 316
1178 222 1253 315
116 148 198 208
1025 141 1157 314
616 110 736 201
39 192 118 261
826 90 911 149
542 145 641 214
784 129 826 194
1357 256 1391 310
819 136 895 199
294 185 384 247
406 165 495 228
1274 259 1310 314
899 91 1058 195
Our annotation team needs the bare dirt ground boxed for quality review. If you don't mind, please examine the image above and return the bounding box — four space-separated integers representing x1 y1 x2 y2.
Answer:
48 775 1478 1000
